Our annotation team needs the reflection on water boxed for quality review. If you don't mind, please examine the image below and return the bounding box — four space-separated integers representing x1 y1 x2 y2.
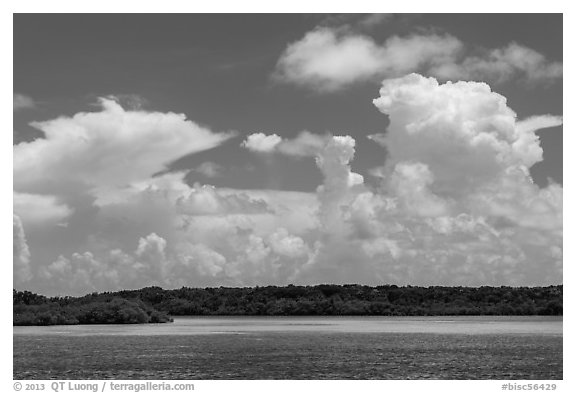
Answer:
13 316 562 380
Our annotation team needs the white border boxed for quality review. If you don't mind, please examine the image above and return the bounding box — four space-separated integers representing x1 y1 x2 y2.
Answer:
4 2 572 391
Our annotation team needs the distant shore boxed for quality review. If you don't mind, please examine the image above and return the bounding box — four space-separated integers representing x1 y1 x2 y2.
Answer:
13 284 562 326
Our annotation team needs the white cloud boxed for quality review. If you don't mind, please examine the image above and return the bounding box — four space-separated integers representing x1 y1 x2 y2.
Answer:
15 77 562 294
241 77 561 286
48 170 317 291
314 135 364 233
176 243 227 279
39 232 175 294
431 43 563 85
268 228 309 258
363 74 561 284
516 115 563 134
243 132 365 233
371 74 551 195
176 183 270 216
242 130 341 158
388 162 448 217
275 27 462 91
284 74 561 286
14 192 73 226
274 28 562 91
241 132 282 152
14 97 233 194
134 232 169 285
13 215 32 285
14 94 35 111
276 131 329 157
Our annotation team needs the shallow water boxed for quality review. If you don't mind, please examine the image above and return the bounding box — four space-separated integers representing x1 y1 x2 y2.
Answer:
13 316 562 380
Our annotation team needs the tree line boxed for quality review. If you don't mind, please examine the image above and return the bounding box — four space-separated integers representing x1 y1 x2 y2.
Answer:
14 284 562 325
13 290 172 326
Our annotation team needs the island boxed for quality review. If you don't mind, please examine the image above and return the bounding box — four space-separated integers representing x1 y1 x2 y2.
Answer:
13 291 173 325
13 284 562 326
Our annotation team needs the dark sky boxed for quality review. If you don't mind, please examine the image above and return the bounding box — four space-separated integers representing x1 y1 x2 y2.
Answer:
14 13 562 191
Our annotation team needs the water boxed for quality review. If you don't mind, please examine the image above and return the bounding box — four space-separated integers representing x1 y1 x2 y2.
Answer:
13 316 562 379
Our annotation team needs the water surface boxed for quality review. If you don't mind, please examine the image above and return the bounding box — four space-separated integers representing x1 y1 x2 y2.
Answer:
14 316 562 380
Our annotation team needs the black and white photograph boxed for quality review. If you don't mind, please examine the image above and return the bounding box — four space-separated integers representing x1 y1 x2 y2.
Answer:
10 6 567 389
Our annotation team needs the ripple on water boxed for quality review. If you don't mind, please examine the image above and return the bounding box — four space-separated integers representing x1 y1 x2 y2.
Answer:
14 329 562 380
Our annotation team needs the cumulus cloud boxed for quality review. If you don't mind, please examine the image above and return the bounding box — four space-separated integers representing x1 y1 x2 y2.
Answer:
134 233 169 285
388 162 448 217
268 228 310 259
241 132 282 153
25 130 357 293
241 130 339 158
33 166 317 293
241 75 561 286
274 28 561 91
14 215 32 285
274 27 462 91
242 131 365 234
235 75 560 287
370 74 559 196
39 233 171 293
15 77 562 294
14 97 233 194
37 222 314 295
362 74 562 284
14 192 73 226
14 93 35 111
176 183 270 216
431 43 563 85
314 135 364 232
277 131 332 157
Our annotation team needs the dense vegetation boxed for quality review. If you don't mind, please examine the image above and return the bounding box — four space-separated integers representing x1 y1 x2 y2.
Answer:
13 290 173 326
14 284 562 325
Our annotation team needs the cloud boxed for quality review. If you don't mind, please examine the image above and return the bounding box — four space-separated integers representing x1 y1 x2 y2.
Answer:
239 75 561 286
14 94 35 111
134 233 169 285
268 228 310 258
176 183 270 216
39 233 171 293
314 135 364 232
14 97 234 194
289 74 561 286
358 14 393 28
388 162 448 217
363 74 561 284
37 219 313 294
274 28 561 91
274 27 462 91
14 192 73 226
241 132 282 153
431 43 563 85
371 74 555 196
241 130 336 158
14 215 32 285
193 161 223 178
242 131 365 234
16 77 562 294
516 115 563 134
317 14 394 31
276 131 330 157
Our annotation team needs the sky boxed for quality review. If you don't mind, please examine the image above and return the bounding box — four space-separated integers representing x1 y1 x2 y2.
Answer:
13 14 563 295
